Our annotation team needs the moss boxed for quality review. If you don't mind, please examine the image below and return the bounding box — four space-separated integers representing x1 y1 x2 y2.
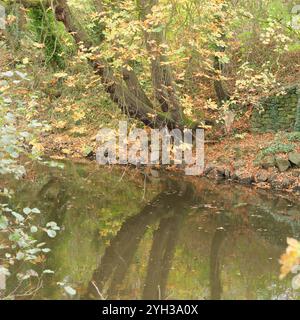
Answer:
28 6 73 69
251 86 300 132
261 142 294 156
294 94 300 132
286 132 300 142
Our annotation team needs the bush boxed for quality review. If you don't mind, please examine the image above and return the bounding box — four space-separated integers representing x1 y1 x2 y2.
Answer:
286 132 300 142
261 142 294 156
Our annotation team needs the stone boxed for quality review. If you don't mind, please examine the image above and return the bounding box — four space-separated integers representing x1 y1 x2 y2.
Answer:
269 177 293 189
232 170 254 185
255 171 269 183
260 155 275 169
293 185 300 192
270 179 282 189
292 171 300 177
275 157 290 172
281 178 293 189
289 152 300 167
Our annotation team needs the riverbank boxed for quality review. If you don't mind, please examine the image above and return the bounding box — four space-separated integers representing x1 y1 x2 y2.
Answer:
39 130 300 194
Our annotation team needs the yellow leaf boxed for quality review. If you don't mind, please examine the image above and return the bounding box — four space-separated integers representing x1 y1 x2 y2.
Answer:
22 58 29 65
279 238 300 279
61 148 71 155
53 72 68 79
72 110 85 122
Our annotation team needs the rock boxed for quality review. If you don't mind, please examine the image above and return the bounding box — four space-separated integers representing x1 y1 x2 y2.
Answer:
294 185 300 192
282 178 293 189
269 177 293 189
275 157 290 172
240 176 254 185
232 170 254 185
270 179 282 189
255 171 269 183
289 152 300 167
292 171 300 177
260 155 275 169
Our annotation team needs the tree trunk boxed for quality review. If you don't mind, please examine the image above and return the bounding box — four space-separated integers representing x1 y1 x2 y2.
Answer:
213 53 230 105
17 0 181 129
92 0 153 109
53 0 183 128
212 6 230 106
139 0 183 122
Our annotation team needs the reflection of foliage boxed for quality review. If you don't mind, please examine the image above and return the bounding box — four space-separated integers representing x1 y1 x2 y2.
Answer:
3 161 159 298
98 208 124 244
280 238 300 290
0 70 58 299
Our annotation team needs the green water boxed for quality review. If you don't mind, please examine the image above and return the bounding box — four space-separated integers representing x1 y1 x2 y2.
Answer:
2 161 300 300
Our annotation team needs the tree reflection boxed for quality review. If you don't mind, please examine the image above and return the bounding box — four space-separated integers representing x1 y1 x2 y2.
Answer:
210 228 226 300
86 181 194 299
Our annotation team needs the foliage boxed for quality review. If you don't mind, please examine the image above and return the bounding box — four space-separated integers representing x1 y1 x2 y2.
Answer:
286 132 300 142
260 142 294 156
280 238 300 290
28 6 74 68
0 69 59 299
1 0 300 299
0 69 50 177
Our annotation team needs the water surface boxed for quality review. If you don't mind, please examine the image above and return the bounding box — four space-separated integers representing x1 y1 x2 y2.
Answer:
2 161 300 300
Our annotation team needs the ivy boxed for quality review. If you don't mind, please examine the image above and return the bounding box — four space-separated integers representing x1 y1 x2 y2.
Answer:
28 7 67 68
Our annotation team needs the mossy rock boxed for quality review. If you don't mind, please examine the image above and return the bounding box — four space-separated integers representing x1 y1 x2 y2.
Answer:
275 157 290 172
289 152 300 167
258 155 276 169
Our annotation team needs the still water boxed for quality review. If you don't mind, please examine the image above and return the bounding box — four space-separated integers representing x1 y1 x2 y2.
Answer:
2 161 300 300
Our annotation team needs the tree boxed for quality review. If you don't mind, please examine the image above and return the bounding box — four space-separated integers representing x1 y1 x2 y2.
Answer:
17 0 187 129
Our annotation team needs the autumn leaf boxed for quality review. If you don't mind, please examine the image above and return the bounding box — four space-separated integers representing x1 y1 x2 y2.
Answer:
54 120 67 129
72 110 86 122
279 238 300 279
53 72 68 79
